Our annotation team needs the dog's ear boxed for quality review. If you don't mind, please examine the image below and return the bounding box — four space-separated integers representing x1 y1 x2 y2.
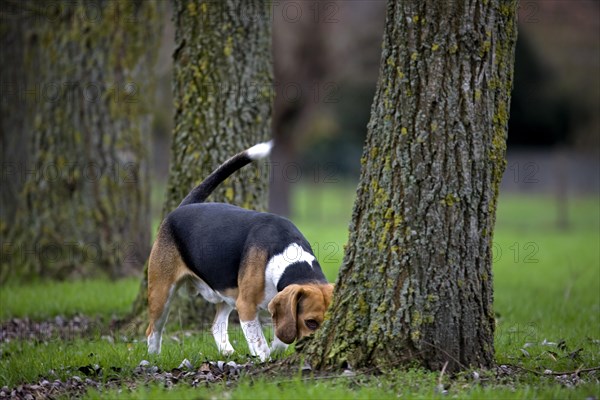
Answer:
321 283 334 308
268 284 303 344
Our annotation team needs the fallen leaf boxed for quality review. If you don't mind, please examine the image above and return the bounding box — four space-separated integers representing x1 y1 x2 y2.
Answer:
178 358 193 370
557 339 567 351
546 351 558 361
199 363 211 374
566 348 583 360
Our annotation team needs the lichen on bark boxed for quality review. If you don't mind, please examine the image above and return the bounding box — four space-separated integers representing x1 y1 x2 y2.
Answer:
299 0 518 373
1 0 162 282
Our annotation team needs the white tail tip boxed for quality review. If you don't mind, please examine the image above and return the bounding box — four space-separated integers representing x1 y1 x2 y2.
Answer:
246 140 273 160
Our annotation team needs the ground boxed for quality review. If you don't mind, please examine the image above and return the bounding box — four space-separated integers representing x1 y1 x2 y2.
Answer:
0 187 598 399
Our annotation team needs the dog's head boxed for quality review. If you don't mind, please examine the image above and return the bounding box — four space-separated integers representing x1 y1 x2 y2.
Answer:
268 283 334 344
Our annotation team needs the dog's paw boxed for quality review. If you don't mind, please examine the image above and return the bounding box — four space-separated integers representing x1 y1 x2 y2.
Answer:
218 343 235 356
251 342 271 362
256 349 271 363
147 333 162 354
246 337 270 362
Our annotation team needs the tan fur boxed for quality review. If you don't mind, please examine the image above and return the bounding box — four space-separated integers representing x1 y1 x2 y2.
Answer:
221 287 239 300
146 226 192 338
268 283 334 344
236 247 268 321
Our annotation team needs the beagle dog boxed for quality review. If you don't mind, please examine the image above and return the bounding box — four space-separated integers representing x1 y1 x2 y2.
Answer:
146 141 333 361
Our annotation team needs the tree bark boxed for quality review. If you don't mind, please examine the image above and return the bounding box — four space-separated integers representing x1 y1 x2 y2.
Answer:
0 1 29 236
300 0 518 373
0 0 160 282
129 0 272 328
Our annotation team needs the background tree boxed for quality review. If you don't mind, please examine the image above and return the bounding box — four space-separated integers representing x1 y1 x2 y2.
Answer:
129 0 272 327
269 2 329 217
0 1 29 235
300 0 518 372
0 0 161 282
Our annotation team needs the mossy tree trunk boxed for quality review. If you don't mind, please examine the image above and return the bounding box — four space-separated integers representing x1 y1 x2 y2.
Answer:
0 1 29 236
0 0 161 282
300 0 518 373
129 0 272 328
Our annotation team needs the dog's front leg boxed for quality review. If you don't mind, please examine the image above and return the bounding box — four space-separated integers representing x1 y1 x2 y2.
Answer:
237 300 270 361
270 334 288 355
212 302 235 355
240 318 270 362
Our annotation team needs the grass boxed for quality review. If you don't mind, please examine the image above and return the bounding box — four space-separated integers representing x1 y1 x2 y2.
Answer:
87 369 444 400
0 277 140 320
292 184 354 281
0 332 287 387
493 195 600 377
0 186 599 399
88 374 599 400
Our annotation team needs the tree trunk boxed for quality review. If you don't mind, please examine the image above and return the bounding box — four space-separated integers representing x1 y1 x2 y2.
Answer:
0 0 160 282
301 0 518 373
0 1 29 236
129 0 272 328
269 2 329 216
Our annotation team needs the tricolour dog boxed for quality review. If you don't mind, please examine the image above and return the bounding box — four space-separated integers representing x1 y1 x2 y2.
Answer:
146 141 333 361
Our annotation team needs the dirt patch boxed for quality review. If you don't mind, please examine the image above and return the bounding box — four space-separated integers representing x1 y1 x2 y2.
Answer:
0 359 255 399
0 315 105 343
1 360 598 399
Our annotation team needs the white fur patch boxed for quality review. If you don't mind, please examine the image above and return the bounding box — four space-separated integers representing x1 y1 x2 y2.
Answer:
240 318 270 362
246 141 273 160
147 331 162 354
261 243 316 308
270 335 288 354
212 303 235 355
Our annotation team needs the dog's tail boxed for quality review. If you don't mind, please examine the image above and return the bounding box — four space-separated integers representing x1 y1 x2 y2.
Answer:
178 141 273 207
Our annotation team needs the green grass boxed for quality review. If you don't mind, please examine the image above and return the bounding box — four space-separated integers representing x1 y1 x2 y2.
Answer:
87 372 599 400
0 188 599 399
292 184 354 281
493 195 600 375
86 369 443 400
0 331 292 387
0 277 140 320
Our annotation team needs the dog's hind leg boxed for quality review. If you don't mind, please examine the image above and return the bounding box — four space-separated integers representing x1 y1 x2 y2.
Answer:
147 280 179 354
146 226 189 354
212 302 235 355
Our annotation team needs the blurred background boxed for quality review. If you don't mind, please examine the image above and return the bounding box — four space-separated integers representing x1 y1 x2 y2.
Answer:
147 0 599 226
1 0 598 281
